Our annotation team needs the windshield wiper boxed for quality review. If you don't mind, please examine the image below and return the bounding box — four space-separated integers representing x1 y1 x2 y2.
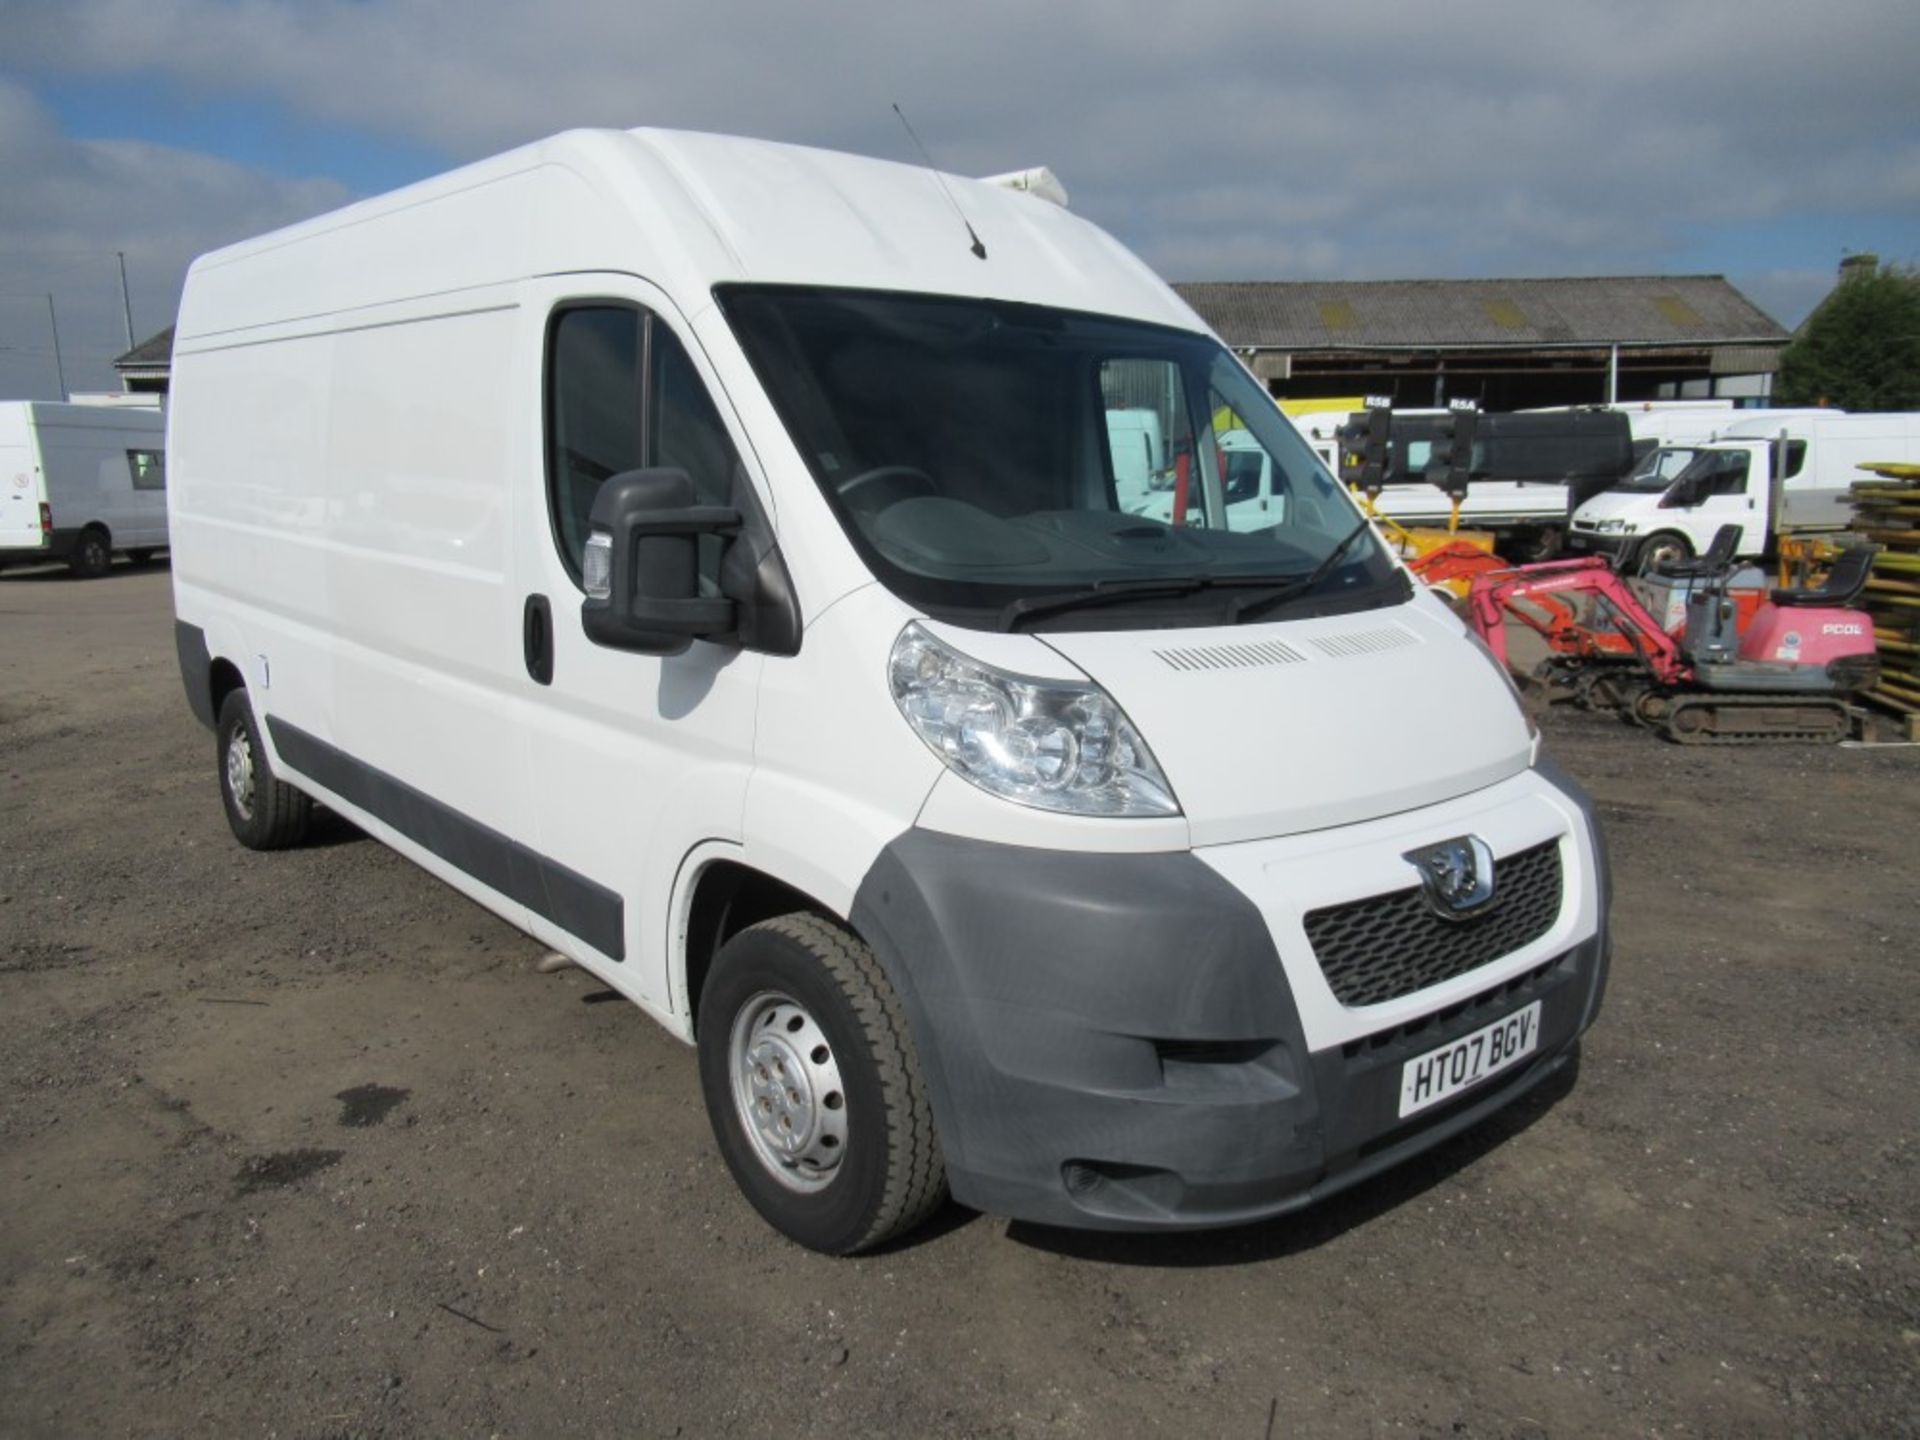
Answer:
997 574 1290 631
995 518 1380 631
1223 516 1378 624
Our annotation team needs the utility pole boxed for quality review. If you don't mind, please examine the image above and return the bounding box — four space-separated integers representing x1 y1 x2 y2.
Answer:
115 250 136 350
46 294 67 400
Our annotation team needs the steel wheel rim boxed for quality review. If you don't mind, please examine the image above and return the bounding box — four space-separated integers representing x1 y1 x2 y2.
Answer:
226 727 256 820
728 990 847 1192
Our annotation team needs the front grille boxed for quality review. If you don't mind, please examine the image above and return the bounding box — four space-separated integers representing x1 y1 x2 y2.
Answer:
1304 840 1564 1007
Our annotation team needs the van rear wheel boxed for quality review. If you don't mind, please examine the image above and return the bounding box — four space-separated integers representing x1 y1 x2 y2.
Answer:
68 527 111 579
216 690 313 850
697 914 947 1254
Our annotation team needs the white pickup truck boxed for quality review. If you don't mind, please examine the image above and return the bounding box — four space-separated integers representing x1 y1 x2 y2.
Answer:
1571 411 1920 571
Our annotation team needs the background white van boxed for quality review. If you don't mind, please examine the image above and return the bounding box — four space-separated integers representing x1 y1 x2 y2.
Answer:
0 401 169 577
1104 406 1167 511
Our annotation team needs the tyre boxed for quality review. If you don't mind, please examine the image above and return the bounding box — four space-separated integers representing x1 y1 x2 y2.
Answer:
126 548 155 566
697 914 947 1254
1507 525 1563 565
68 527 112 579
1634 531 1691 577
216 690 313 850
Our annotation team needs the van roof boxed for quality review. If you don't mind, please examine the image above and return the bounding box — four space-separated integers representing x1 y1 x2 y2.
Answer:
179 128 1204 342
0 400 165 433
1716 411 1912 438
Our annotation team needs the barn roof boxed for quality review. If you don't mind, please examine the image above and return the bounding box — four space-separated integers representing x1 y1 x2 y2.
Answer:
1173 275 1787 351
113 326 174 370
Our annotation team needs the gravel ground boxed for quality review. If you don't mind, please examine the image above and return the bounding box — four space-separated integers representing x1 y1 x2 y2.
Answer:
2 562 1916 1439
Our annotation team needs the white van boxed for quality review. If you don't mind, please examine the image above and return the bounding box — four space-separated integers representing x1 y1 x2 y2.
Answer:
1570 411 1918 570
168 128 1609 1253
1528 400 1737 452
1125 428 1290 529
1285 408 1360 472
0 401 169 577
1104 406 1167 511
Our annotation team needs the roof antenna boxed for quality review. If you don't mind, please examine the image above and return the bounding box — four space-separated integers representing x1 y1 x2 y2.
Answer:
892 102 987 260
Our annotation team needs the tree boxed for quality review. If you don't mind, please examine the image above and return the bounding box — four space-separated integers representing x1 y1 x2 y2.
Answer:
1777 263 1920 412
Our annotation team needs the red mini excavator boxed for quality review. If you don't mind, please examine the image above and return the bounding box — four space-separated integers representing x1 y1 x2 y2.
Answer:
1465 526 1880 744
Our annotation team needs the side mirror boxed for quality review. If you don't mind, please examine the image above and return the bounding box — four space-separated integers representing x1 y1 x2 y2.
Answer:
581 468 740 656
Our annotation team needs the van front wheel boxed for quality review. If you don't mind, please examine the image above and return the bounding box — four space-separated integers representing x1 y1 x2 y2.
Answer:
216 691 313 850
1634 531 1692 576
697 914 947 1254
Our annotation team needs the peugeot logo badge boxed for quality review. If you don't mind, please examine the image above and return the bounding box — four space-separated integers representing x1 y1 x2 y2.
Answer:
1403 835 1498 921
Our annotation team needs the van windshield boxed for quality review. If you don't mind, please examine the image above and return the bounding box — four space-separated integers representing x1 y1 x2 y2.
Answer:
1617 445 1705 493
717 286 1401 629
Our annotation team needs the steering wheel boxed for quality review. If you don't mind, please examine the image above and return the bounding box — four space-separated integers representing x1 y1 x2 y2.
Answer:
838 466 939 509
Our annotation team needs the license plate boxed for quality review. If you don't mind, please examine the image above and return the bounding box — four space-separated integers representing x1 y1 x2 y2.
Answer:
1398 1000 1541 1119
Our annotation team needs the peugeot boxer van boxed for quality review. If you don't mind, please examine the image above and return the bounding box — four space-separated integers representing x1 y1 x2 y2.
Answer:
168 128 1610 1253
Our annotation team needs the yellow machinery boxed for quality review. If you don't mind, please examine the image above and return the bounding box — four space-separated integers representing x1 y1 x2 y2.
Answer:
1362 506 1499 599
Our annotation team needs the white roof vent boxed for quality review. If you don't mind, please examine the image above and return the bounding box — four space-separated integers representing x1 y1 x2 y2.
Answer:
980 166 1070 209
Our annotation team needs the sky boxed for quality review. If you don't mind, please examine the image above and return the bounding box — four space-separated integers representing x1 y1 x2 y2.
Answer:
1 0 1916 400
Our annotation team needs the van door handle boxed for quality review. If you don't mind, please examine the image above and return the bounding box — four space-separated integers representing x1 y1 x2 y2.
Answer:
523 594 554 686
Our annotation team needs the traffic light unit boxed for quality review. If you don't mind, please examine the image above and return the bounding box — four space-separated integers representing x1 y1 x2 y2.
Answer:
1429 400 1479 531
1337 397 1394 502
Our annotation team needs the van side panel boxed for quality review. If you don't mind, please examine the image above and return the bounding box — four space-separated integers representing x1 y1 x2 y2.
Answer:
180 164 627 342
171 294 534 890
1713 414 1920 533
1785 422 1920 529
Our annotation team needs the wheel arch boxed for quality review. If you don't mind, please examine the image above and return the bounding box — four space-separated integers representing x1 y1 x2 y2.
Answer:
176 611 258 733
208 657 246 724
671 850 840 1035
1634 529 1693 576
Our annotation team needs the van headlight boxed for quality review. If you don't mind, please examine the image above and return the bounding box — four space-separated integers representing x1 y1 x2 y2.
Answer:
1592 518 1628 534
888 623 1179 817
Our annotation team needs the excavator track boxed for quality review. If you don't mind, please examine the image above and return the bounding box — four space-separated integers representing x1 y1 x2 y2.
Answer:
1658 693 1856 745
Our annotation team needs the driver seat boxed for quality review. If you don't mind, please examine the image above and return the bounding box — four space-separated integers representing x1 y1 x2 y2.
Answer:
1770 544 1877 608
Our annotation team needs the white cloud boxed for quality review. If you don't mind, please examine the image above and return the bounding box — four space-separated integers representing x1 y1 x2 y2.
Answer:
2 0 1915 369
0 80 347 398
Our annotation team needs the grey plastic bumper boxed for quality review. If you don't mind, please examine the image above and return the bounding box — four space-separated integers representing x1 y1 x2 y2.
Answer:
850 760 1610 1232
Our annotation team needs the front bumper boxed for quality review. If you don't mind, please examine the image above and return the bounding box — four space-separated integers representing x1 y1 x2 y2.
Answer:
1568 529 1631 556
850 759 1610 1231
